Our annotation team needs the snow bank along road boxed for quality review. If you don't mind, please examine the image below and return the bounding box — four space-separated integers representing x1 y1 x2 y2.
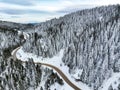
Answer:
12 46 81 90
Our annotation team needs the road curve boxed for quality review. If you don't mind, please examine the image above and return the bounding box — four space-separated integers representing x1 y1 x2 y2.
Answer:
12 32 81 90
12 46 21 60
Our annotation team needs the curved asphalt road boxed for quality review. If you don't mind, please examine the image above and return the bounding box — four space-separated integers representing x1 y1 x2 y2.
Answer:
12 33 81 90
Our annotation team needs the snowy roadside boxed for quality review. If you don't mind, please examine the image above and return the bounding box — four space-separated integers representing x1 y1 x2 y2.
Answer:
16 47 91 90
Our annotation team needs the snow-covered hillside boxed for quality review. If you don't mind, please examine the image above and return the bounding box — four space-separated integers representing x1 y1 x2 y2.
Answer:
22 5 120 90
0 4 120 90
0 22 64 90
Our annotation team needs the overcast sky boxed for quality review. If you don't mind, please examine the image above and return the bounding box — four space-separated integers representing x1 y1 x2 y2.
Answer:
0 0 120 23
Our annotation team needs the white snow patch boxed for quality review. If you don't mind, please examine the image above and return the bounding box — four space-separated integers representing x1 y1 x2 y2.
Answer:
18 31 22 35
23 32 29 40
100 72 120 90
71 68 83 80
99 16 103 21
50 82 73 90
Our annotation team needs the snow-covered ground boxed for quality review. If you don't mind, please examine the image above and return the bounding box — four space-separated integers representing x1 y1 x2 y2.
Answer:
16 47 91 90
100 72 120 90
